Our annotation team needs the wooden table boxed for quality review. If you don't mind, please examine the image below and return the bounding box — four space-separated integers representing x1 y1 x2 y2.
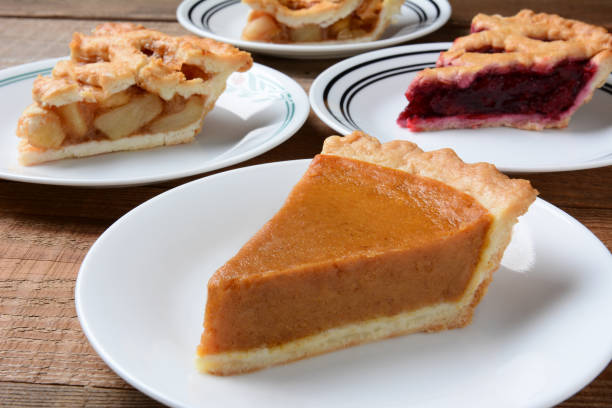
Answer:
0 1 610 406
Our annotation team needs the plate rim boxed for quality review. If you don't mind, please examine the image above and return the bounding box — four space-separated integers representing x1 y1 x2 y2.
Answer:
0 58 309 187
176 0 451 58
309 42 612 173
76 158 612 408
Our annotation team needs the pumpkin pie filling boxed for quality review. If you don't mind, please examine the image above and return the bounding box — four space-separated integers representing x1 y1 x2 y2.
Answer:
199 154 492 355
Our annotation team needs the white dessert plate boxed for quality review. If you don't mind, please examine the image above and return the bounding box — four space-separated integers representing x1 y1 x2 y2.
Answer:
177 0 451 59
310 43 612 172
76 159 612 408
0 58 308 187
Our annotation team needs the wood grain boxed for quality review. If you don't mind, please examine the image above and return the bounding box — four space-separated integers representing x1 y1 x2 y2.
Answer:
0 2 611 407
1 0 611 30
0 382 163 407
0 0 180 22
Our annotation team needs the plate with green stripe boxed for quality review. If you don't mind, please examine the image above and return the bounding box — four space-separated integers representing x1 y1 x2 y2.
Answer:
0 58 308 187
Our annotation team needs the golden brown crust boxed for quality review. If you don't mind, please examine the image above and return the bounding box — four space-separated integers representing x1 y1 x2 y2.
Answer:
322 131 537 220
417 9 612 83
17 23 253 165
34 23 252 106
243 0 364 28
198 301 474 375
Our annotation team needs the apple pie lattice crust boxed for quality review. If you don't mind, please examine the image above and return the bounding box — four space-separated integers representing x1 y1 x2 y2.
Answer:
16 23 252 165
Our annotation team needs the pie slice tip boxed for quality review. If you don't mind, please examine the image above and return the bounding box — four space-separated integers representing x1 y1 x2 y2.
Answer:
16 23 253 165
196 130 537 376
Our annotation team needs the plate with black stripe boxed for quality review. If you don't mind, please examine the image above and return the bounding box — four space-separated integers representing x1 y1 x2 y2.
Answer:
177 0 450 58
310 43 612 172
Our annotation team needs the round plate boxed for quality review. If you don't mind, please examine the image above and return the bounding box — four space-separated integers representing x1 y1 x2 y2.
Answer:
310 43 612 172
177 0 451 59
76 159 612 408
0 58 308 187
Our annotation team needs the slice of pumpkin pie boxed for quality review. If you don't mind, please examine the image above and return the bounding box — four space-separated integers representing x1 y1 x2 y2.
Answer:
197 131 537 375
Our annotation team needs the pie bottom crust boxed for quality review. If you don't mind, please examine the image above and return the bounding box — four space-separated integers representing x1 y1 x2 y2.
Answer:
197 273 493 375
196 132 535 375
18 104 211 166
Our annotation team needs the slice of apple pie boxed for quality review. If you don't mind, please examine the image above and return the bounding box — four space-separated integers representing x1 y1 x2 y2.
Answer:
16 23 252 165
241 0 403 43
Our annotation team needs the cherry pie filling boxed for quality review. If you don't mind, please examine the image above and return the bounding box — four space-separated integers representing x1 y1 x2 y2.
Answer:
398 59 597 127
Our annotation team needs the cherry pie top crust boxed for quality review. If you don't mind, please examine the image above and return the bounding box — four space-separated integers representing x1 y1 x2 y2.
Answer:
398 10 612 131
17 23 252 165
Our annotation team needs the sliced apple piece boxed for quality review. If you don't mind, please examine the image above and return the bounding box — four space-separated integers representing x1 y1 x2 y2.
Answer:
56 102 91 138
148 96 206 133
289 25 322 42
17 105 66 149
99 89 132 109
243 12 283 42
94 93 163 140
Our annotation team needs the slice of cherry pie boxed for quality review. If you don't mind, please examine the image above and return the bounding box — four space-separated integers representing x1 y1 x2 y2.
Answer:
241 0 403 43
16 23 252 165
397 10 612 131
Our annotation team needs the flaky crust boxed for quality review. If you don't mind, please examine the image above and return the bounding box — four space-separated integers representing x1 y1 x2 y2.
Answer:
322 131 537 218
421 9 612 82
17 23 253 165
243 0 363 28
34 23 252 107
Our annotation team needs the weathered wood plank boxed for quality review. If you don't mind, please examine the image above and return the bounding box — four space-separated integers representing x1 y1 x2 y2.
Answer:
449 0 612 30
0 0 180 22
0 18 188 70
0 258 128 388
516 167 612 211
0 382 164 407
0 214 106 263
1 0 611 31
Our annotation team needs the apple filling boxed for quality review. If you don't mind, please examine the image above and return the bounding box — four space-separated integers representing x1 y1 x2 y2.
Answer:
242 0 383 42
17 88 207 150
398 60 597 129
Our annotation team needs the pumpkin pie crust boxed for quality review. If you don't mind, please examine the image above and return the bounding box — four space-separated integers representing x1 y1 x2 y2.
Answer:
196 132 537 375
